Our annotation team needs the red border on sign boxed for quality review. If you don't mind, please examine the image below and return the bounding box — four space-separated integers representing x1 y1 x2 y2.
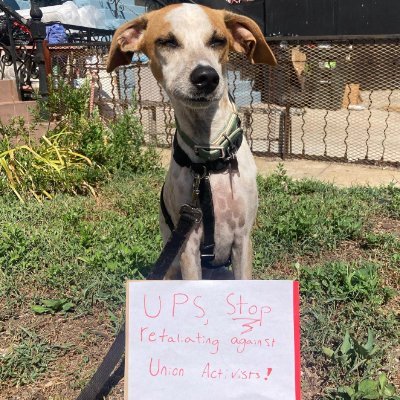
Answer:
293 281 301 400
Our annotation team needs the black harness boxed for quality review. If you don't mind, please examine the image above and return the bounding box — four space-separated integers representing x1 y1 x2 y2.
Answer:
160 116 243 269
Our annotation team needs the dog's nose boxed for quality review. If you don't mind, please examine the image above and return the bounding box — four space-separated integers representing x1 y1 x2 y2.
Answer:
190 65 219 94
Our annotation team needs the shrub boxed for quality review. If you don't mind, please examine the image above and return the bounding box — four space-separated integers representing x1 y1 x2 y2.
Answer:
0 79 160 201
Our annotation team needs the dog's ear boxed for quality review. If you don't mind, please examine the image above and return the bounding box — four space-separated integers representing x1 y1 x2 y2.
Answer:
224 11 277 66
106 15 148 73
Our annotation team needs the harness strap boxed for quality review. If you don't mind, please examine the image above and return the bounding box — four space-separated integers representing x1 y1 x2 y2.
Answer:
160 184 174 232
148 203 202 280
161 178 224 269
199 176 215 263
163 135 240 270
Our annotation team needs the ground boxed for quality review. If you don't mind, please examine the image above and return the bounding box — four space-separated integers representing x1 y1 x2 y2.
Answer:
0 162 399 400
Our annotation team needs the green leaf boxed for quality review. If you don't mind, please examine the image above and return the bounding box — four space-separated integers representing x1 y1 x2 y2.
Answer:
353 336 369 358
323 346 335 358
358 379 379 395
378 373 388 390
340 330 352 354
337 386 355 399
61 302 75 312
41 299 64 311
363 394 380 400
337 386 355 395
31 305 50 314
382 384 396 397
363 329 376 353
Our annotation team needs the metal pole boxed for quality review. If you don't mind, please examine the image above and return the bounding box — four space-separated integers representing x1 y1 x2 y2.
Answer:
4 13 21 99
0 0 28 25
29 0 48 99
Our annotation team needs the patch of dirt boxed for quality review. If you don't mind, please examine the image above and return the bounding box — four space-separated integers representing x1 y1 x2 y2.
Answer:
301 363 326 400
0 306 124 400
92 192 127 217
298 240 369 267
372 216 400 237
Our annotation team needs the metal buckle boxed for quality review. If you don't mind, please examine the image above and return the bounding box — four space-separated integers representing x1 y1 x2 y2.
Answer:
179 204 202 223
194 145 226 159
201 252 215 260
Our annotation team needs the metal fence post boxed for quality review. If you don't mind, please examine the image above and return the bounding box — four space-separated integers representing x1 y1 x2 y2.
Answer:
29 0 48 99
4 13 21 98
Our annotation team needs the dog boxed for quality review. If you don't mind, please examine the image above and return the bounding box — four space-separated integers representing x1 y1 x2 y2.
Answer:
107 3 276 280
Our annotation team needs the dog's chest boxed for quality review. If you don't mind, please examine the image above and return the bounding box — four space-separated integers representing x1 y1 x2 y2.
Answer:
164 143 258 234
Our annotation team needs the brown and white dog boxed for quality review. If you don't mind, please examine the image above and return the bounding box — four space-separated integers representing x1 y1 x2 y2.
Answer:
107 4 276 280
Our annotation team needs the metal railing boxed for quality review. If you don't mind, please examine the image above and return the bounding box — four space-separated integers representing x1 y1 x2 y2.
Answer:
0 0 49 99
60 24 114 43
0 0 114 100
0 0 37 99
47 35 400 166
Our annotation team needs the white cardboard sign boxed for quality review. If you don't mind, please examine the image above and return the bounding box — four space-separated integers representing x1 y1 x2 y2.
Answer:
126 280 301 400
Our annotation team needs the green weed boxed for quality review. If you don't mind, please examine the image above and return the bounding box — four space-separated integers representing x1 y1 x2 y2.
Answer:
323 329 380 374
328 373 400 400
31 298 75 314
0 328 68 386
300 262 391 305
361 232 400 251
37 77 90 120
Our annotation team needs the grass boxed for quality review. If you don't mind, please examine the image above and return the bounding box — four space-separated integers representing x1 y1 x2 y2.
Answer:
0 328 69 386
0 165 399 399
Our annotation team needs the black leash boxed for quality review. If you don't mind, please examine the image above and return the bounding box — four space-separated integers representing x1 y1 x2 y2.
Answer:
76 204 202 400
76 327 126 400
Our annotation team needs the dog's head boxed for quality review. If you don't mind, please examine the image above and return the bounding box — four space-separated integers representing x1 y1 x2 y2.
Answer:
107 4 276 109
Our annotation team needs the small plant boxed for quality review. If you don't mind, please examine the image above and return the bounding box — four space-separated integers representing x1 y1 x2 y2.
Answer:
0 328 67 386
0 128 94 201
323 329 379 373
328 374 400 400
31 298 75 314
361 232 400 251
38 77 90 120
300 262 389 304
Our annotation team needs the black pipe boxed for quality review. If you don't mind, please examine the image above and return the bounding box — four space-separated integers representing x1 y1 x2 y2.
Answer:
0 0 27 25
28 0 48 99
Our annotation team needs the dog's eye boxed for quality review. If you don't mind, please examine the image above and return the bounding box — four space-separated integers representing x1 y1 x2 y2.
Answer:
209 36 227 48
156 36 179 48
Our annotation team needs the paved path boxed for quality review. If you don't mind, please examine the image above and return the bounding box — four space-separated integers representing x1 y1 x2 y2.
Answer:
159 149 400 187
254 157 400 187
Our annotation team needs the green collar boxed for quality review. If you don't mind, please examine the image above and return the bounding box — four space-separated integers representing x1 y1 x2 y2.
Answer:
175 113 243 162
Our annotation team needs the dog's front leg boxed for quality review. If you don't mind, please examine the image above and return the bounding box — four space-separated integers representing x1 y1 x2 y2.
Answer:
231 235 253 280
179 230 202 280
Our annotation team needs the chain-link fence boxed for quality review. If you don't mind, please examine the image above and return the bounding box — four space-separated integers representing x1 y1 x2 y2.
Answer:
48 35 400 165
